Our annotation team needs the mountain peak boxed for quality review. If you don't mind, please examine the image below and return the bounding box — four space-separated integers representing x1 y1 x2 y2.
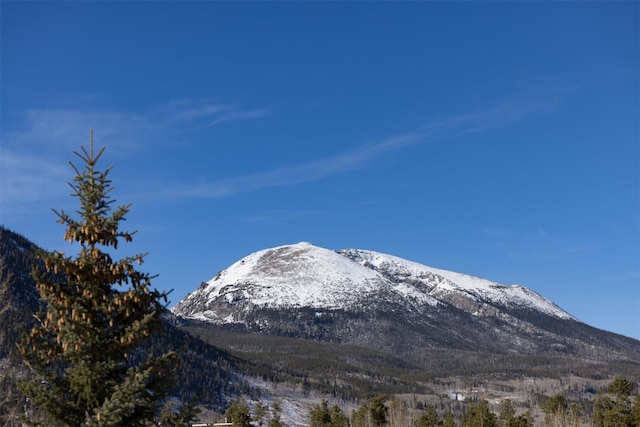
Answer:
172 243 574 325
174 243 388 322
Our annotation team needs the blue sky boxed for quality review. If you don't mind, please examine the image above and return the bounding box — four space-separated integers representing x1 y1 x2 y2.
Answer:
1 2 638 340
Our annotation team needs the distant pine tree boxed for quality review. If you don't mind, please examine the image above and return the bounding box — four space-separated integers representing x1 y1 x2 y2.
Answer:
369 395 388 427
442 409 456 427
309 399 348 427
415 404 439 427
463 400 497 427
593 377 638 427
18 132 179 426
225 400 251 427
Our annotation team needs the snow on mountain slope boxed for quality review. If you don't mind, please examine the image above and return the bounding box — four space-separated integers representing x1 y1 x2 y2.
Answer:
174 242 391 321
172 242 575 324
341 248 576 320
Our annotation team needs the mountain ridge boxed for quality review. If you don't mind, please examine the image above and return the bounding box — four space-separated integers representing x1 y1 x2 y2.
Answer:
338 247 576 321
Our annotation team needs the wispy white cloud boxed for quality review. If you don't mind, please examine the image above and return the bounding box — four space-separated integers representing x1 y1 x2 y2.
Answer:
238 209 326 224
0 99 271 212
1 89 560 212
0 149 70 214
155 99 271 129
166 92 561 199
4 99 271 152
164 130 426 199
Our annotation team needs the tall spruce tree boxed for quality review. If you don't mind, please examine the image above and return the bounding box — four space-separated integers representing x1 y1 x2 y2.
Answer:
19 132 177 426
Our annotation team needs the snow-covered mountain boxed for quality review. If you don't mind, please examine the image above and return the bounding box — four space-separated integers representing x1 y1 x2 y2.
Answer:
173 242 571 322
177 242 387 321
172 242 637 357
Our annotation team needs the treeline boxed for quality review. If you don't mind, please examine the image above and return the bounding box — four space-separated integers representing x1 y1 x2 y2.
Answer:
216 377 640 427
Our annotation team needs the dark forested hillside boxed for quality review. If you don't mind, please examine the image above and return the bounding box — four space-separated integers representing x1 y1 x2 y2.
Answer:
180 318 640 402
0 227 43 425
0 226 41 360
